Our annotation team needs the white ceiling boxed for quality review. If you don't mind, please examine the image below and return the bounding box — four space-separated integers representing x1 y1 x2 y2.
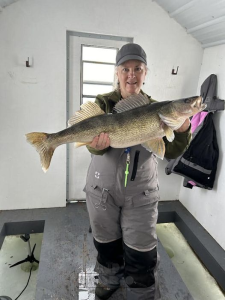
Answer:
154 0 225 48
1 0 225 48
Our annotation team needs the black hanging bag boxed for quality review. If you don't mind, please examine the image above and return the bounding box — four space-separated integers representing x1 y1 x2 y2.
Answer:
173 113 219 189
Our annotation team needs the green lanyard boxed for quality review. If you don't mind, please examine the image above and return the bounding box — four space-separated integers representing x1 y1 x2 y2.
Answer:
124 148 131 187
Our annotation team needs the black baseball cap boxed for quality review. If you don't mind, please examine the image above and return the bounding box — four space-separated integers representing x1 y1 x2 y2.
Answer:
116 43 147 66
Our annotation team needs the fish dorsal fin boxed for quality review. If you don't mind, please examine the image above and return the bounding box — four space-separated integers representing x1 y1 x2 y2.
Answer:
113 94 149 113
68 101 105 126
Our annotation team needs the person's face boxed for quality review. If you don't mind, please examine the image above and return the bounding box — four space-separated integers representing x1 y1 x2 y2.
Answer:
116 60 147 98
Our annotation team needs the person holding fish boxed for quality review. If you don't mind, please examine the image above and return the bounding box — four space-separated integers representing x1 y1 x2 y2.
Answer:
85 43 192 300
26 43 206 300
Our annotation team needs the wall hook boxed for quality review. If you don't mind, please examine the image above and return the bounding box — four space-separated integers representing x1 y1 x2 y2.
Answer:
172 66 179 75
26 57 31 67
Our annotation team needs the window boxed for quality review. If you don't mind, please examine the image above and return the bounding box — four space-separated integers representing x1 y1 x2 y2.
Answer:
81 45 117 104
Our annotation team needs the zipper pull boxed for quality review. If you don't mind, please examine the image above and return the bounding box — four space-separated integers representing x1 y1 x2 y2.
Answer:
124 148 131 187
124 162 130 187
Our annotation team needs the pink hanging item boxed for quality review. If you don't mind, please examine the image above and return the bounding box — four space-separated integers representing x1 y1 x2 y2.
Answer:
188 111 208 186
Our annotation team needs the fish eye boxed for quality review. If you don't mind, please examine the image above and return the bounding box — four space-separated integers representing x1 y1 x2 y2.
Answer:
184 98 191 103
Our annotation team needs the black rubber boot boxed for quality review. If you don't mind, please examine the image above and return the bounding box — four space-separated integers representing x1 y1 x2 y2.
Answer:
95 283 119 299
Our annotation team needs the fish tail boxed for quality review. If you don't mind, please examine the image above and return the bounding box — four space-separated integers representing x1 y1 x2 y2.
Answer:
25 132 55 172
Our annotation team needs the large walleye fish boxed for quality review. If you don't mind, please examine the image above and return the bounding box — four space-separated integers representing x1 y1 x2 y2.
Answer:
26 94 206 172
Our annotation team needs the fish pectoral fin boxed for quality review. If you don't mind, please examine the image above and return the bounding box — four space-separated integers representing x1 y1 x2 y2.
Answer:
68 102 105 127
141 138 165 159
163 124 175 142
74 142 89 148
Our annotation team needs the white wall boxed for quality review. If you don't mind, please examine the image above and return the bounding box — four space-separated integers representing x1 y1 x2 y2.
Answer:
0 0 203 210
179 44 225 250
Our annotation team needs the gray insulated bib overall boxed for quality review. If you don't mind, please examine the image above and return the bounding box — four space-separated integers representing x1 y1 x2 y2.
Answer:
85 144 159 252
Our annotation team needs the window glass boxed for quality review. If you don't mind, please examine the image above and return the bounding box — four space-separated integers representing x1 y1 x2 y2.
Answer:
83 84 113 96
83 46 117 63
83 62 115 83
81 45 117 104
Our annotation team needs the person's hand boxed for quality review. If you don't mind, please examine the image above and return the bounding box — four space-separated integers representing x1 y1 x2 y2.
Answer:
89 133 110 150
175 118 190 133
